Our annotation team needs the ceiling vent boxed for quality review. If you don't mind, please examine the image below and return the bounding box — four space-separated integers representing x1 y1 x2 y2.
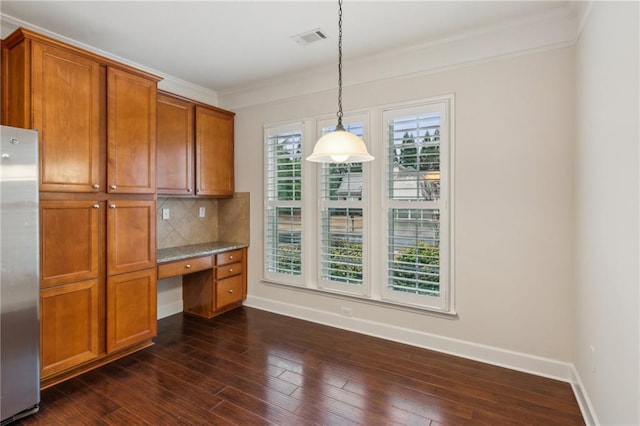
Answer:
291 28 328 46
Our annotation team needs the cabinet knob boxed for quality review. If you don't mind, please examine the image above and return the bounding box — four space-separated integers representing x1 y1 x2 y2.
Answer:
109 204 116 209
229 255 234 260
229 268 233 273
110 184 117 190
185 264 191 269
92 183 100 189
187 188 192 193
228 289 234 294
92 204 100 209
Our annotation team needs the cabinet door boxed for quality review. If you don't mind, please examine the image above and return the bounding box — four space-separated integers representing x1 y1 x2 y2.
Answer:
195 106 234 197
106 269 157 352
32 42 103 192
107 200 156 275
41 279 101 378
157 93 194 195
40 200 102 288
107 67 156 194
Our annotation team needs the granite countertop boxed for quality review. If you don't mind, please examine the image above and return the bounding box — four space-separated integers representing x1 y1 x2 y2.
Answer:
157 241 248 264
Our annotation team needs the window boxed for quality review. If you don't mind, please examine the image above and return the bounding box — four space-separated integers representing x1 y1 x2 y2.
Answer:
382 103 451 311
264 123 304 285
317 115 369 296
264 96 454 313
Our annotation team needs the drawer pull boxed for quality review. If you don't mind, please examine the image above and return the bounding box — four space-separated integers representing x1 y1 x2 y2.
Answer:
229 255 234 260
185 264 191 269
229 268 233 273
109 204 116 209
228 289 234 294
110 184 117 190
92 204 100 209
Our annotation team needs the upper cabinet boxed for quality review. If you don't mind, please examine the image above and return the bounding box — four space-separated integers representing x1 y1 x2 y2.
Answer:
156 92 235 197
1 28 160 194
195 106 234 197
157 93 194 195
107 68 156 194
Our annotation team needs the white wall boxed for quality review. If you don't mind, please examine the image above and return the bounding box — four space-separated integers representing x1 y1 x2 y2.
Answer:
574 2 640 425
233 47 576 369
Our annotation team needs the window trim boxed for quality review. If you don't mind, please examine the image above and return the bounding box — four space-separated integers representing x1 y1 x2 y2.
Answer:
379 98 453 312
263 121 306 287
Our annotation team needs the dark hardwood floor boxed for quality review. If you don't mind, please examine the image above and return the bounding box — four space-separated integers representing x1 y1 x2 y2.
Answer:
16 307 584 425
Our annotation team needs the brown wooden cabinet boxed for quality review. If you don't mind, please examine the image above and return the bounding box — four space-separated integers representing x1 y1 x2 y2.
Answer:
107 269 157 352
39 200 105 379
157 93 194 195
3 28 159 388
107 200 156 275
2 28 159 194
40 200 102 288
3 35 104 192
156 92 235 197
195 105 234 197
40 279 102 377
182 248 247 319
107 68 157 194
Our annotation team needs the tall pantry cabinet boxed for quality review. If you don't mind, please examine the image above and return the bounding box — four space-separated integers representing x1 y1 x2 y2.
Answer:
2 28 159 388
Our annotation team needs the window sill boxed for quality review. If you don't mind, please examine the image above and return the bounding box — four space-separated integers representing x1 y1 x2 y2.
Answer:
259 278 458 320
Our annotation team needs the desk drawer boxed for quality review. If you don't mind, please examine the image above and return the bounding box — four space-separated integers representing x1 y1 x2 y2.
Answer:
158 255 213 279
216 262 242 280
216 274 243 309
216 249 243 266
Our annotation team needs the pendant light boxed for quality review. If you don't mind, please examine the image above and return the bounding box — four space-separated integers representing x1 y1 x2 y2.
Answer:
307 0 374 163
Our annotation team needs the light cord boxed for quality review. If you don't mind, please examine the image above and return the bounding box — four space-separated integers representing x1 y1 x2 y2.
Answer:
336 0 344 131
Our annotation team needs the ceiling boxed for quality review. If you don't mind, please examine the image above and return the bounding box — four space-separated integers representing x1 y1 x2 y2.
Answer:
0 1 576 95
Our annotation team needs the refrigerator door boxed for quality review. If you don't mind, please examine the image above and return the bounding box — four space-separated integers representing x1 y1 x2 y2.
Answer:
0 126 40 423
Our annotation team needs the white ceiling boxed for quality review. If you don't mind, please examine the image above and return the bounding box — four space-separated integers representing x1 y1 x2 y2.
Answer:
1 1 577 95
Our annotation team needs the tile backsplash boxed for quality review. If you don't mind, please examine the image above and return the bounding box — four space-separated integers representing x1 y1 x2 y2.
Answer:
157 192 249 249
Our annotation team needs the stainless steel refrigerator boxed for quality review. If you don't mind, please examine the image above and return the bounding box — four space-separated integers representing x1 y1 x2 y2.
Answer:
0 125 40 424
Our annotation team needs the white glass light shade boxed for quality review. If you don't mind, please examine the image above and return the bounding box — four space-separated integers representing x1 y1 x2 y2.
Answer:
307 129 374 163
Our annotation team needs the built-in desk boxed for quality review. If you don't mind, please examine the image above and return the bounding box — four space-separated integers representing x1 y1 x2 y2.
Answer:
157 242 248 318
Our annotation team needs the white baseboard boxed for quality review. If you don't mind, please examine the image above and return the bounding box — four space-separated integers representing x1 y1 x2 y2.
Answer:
570 366 600 426
157 300 183 320
245 294 596 423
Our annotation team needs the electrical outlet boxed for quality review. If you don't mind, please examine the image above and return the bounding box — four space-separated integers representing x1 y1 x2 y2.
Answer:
340 306 353 317
198 207 206 218
162 208 170 220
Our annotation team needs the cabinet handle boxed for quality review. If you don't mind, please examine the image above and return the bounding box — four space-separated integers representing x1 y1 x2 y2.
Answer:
110 184 117 190
228 289 234 294
109 204 116 209
92 204 100 209
92 183 100 189
185 264 191 269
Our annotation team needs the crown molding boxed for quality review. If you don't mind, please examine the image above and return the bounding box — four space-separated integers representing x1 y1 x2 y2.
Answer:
2 3 582 112
0 13 220 106
219 4 580 110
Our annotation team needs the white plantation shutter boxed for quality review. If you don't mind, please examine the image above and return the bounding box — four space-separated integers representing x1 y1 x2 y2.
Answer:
383 101 451 311
317 117 369 295
264 123 304 284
